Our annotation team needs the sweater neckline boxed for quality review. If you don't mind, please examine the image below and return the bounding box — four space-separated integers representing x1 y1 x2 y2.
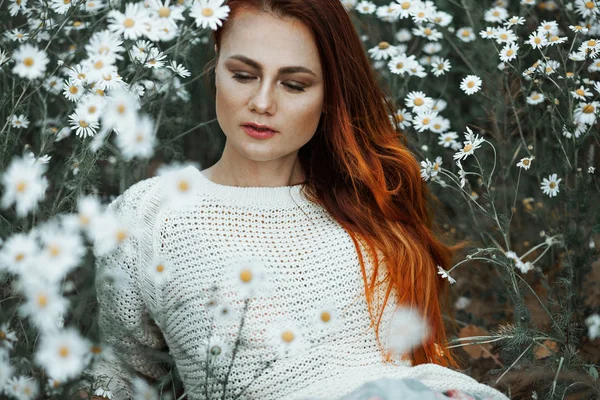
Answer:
186 165 313 207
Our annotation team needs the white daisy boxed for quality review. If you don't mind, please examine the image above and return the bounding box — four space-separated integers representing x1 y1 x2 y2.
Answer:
1 156 48 217
376 4 401 22
390 108 412 129
114 114 156 160
504 15 525 28
436 265 456 284
526 91 545 105
493 27 517 44
80 54 116 83
479 26 496 40
386 307 429 356
267 318 306 358
83 0 106 14
18 277 68 332
499 43 519 62
5 376 39 400
107 2 151 40
387 53 418 75
537 20 559 36
12 44 49 80
189 0 231 31
0 232 38 276
229 256 271 300
484 6 508 23
527 31 548 49
455 296 471 310
420 156 442 181
8 114 29 129
453 127 484 161
36 223 86 283
540 173 561 197
412 110 438 132
204 335 231 366
431 57 451 76
368 41 400 60
341 0 357 10
75 94 106 122
62 78 84 102
35 328 90 381
410 1 435 24
90 209 135 257
5 28 29 42
43 75 62 94
356 1 376 14
456 27 476 42
546 35 568 46
574 101 599 125
431 99 447 112
144 48 167 69
0 323 18 350
49 0 74 14
574 0 600 19
85 30 124 62
148 259 171 286
146 0 185 32
422 42 442 54
431 10 452 26
69 111 99 138
159 166 202 207
395 28 412 42
460 75 482 95
9 0 28 16
167 60 191 78
569 24 589 34
99 88 140 134
571 85 593 100
430 116 450 133
412 25 442 41
438 131 458 148
404 91 434 112
313 301 339 332
516 156 534 170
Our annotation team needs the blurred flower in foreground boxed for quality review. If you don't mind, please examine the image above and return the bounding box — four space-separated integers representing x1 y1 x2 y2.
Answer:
11 44 49 80
190 0 231 31
387 307 429 356
35 328 91 381
1 156 48 217
132 377 158 400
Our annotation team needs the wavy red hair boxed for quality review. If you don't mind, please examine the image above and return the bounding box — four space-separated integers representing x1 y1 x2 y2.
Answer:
205 0 466 368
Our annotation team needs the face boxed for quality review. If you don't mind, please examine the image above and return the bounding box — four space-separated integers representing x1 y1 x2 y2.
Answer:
214 10 325 163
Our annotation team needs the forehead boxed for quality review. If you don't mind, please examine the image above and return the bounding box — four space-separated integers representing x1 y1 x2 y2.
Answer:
220 10 322 74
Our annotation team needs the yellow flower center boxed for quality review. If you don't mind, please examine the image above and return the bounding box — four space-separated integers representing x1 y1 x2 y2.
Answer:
422 118 430 125
37 294 48 307
136 134 144 142
48 245 61 257
549 182 556 189
15 253 25 262
79 215 90 225
281 330 295 343
116 230 127 242
91 345 103 354
156 264 165 273
88 106 97 113
73 21 82 27
178 180 189 192
396 62 404 69
523 159 530 165
158 6 171 17
585 1 594 9
582 104 595 114
423 28 432 35
588 39 597 47
239 269 252 283
0 330 6 340
64 0 70 4
461 30 470 37
320 311 331 323
16 181 27 192
59 345 70 358
531 94 540 100
395 114 404 122
124 18 135 28
506 49 514 56
79 120 89 128
378 41 390 49
463 143 473 152
94 60 104 69
467 81 475 88
499 33 508 40
413 98 424 106
202 7 214 17
576 89 585 96
69 86 78 94
117 104 126 114
99 45 110 55
23 57 34 67
401 1 410 9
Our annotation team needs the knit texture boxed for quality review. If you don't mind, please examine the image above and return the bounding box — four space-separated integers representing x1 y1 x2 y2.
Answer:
90 165 509 400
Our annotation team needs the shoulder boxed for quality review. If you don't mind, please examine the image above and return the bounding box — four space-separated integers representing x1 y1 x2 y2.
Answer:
107 175 162 217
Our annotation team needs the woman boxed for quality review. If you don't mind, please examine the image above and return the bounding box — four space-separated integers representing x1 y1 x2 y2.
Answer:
88 1 509 399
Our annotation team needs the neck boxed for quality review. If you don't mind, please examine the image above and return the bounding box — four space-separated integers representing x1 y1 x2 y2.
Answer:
206 145 306 187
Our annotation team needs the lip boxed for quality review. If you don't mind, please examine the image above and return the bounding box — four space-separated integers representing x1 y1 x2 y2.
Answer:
241 123 278 140
242 122 278 132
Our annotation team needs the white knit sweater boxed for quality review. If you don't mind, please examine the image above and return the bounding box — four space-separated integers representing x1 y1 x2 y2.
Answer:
90 165 508 400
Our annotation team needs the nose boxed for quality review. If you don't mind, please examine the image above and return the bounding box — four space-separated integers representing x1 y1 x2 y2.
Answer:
248 81 276 115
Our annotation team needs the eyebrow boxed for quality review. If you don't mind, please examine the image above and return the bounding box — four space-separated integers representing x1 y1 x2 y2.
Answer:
226 54 317 77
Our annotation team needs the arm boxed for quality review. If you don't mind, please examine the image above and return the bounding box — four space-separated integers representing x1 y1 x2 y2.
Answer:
87 179 170 399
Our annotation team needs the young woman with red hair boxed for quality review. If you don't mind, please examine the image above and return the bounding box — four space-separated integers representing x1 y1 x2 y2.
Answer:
87 1 509 399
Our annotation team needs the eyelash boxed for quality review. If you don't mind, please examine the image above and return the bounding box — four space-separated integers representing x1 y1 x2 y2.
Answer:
231 73 306 92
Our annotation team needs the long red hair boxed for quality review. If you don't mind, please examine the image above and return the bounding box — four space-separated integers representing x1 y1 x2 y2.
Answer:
206 0 465 368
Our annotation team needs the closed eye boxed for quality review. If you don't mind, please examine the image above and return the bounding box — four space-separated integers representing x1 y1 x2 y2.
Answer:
231 74 305 92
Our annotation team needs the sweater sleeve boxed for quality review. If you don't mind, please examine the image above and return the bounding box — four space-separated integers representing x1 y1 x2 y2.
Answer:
88 178 169 399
